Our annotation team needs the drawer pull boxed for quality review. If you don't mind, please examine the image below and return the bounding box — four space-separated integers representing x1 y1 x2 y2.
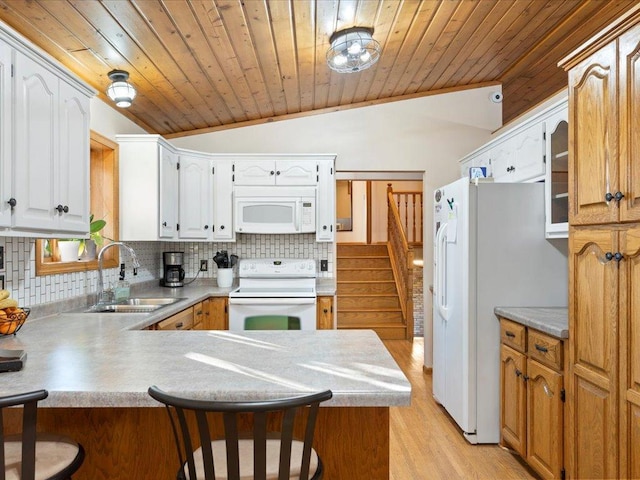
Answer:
505 331 516 338
175 322 184 329
535 344 548 353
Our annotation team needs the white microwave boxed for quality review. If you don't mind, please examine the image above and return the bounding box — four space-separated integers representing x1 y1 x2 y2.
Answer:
234 186 316 234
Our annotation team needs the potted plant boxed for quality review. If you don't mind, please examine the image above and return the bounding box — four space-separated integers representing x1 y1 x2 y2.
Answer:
57 215 108 262
79 214 108 260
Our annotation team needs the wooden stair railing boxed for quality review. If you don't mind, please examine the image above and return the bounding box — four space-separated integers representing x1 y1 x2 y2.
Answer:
387 185 414 340
388 183 423 246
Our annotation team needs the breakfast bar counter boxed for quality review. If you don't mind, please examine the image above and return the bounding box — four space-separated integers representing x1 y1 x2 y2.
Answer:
0 304 410 479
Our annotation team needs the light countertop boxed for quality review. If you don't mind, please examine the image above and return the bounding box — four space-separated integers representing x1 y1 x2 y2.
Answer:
0 281 409 409
494 306 568 339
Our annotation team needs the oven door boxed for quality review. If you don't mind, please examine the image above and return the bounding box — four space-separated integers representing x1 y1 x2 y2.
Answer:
228 297 317 331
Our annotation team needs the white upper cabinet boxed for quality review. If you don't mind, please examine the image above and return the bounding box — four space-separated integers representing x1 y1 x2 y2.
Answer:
159 146 179 239
0 23 94 237
234 158 317 185
118 135 170 241
316 158 335 242
492 122 545 183
460 149 491 179
0 42 11 228
12 52 89 234
212 158 235 241
179 154 213 240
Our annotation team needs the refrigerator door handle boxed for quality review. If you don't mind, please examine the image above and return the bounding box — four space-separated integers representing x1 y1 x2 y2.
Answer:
435 222 449 320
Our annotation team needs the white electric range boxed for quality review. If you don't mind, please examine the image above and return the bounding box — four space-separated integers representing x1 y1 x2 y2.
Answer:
228 258 317 330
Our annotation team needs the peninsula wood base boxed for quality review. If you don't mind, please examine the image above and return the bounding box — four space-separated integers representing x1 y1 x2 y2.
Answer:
7 405 389 479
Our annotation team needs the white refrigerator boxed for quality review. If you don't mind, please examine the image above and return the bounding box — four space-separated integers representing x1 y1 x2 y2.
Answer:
432 177 567 444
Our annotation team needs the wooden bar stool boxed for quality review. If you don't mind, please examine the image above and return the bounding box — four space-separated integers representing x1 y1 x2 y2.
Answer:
148 386 333 480
0 389 85 480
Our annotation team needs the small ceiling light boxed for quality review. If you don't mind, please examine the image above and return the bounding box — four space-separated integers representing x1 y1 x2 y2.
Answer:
106 69 137 108
327 27 381 73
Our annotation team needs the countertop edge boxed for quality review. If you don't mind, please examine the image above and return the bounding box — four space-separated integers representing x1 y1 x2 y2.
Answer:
494 306 569 339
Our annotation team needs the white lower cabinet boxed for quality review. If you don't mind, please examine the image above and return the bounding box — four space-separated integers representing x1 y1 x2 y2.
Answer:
316 159 335 242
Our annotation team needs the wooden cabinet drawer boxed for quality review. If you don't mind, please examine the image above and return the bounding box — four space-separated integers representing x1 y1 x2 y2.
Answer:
527 329 562 371
500 318 526 352
157 307 194 330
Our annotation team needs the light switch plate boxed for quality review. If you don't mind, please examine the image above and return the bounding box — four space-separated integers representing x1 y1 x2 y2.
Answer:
320 260 328 272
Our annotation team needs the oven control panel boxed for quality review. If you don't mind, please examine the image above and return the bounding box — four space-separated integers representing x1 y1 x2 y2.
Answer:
238 258 316 278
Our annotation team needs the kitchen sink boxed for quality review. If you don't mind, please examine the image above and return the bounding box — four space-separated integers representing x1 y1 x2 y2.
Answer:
86 297 186 313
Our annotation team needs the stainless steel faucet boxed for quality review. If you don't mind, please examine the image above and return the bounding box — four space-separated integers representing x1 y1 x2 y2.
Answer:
96 242 141 305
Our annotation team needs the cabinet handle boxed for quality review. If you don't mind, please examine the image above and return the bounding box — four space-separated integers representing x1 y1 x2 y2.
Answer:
175 322 184 329
614 252 624 262
55 204 64 213
220 225 225 230
323 225 327 230
63 205 69 213
615 191 625 202
323 308 328 313
7 198 16 207
605 252 614 261
204 225 209 230
276 170 281 175
270 170 275 175
506 166 515 172
605 192 614 202
162 221 167 227
515 369 522 377
534 344 548 353
505 331 515 338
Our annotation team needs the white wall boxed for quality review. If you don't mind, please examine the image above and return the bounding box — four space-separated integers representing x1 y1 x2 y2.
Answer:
171 86 503 369
90 98 147 140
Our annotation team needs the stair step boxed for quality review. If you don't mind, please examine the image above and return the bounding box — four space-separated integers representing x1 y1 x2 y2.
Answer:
337 281 397 295
337 269 394 281
337 310 404 324
337 244 388 256
338 295 401 309
338 257 391 269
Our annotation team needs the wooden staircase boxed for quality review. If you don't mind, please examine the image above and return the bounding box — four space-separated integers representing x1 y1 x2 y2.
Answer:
336 244 407 339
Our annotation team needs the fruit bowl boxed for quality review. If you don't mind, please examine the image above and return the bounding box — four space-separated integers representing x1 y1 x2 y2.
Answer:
0 308 30 336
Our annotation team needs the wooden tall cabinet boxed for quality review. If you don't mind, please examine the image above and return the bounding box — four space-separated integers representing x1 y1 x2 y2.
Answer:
560 7 640 478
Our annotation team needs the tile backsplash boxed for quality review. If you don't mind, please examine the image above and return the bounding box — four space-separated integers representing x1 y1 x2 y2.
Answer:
0 234 333 307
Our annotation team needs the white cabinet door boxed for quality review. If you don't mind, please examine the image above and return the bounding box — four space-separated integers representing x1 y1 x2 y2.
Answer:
490 138 515 182
511 122 545 182
233 160 275 185
159 145 179 239
179 155 212 240
234 159 317 185
316 158 335 242
212 158 235 241
58 80 90 233
275 159 317 185
12 52 59 231
0 42 11 228
492 123 545 183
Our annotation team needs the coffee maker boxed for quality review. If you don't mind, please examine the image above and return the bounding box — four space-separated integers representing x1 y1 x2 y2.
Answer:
161 251 185 287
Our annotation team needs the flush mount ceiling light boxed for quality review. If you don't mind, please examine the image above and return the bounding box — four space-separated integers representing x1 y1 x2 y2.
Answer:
326 27 381 73
106 69 137 108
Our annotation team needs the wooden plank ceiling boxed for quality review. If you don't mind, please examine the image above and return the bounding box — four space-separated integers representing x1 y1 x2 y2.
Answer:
0 0 636 138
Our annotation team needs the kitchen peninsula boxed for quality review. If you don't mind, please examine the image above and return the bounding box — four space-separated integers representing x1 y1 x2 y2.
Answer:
0 288 410 479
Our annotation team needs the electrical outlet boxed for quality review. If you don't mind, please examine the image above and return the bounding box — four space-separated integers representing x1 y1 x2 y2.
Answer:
320 260 328 272
200 259 208 271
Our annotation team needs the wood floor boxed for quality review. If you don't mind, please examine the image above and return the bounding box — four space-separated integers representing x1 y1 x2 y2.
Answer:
385 339 538 480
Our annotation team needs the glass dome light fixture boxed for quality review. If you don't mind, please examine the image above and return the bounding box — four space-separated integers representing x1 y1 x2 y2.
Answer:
106 69 137 108
327 27 381 73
